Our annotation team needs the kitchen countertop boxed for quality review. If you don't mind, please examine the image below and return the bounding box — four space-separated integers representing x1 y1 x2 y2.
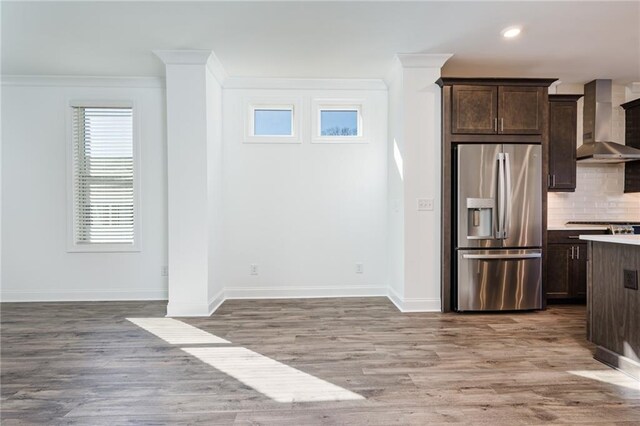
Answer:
547 225 609 231
579 234 640 246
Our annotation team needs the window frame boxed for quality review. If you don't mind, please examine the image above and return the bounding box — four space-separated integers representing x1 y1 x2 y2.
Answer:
312 99 366 144
244 98 302 144
66 100 142 253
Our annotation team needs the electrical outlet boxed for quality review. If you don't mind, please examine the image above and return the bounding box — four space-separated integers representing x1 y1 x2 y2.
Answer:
160 266 168 277
623 269 638 290
417 198 434 211
356 263 364 274
250 264 259 276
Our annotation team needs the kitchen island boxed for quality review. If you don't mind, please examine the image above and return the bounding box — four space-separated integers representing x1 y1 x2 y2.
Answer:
580 235 640 380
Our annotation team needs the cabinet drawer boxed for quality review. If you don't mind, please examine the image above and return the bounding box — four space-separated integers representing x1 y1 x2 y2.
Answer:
548 229 607 244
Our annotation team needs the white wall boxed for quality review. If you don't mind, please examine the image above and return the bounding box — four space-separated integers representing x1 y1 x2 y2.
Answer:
1 78 168 301
221 86 389 298
548 83 640 226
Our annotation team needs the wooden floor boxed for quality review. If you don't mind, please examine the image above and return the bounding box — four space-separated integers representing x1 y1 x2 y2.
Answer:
2 298 639 425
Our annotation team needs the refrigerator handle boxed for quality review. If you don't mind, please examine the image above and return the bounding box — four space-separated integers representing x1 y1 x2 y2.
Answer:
504 152 512 239
497 153 506 239
462 253 542 260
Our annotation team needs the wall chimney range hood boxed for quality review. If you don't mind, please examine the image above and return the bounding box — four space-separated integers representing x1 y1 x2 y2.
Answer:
576 79 640 163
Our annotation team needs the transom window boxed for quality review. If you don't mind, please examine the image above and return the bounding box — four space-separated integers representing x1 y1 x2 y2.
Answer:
253 108 293 136
312 99 365 143
320 109 359 136
245 99 301 143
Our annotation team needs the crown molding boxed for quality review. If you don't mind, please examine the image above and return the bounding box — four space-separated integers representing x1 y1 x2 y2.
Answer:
628 82 640 94
206 51 229 85
384 53 453 87
1 75 164 88
223 77 386 91
153 49 213 65
153 49 228 85
395 53 453 69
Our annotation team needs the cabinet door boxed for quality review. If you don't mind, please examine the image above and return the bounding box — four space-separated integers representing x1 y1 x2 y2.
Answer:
498 86 544 135
548 101 577 191
573 244 587 298
451 85 498 134
546 244 572 299
624 103 640 192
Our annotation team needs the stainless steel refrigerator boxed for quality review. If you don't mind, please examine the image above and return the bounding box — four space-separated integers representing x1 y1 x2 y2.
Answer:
455 144 542 311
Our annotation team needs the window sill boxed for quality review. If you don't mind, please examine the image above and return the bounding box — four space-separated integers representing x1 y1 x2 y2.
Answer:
312 137 367 144
67 244 141 253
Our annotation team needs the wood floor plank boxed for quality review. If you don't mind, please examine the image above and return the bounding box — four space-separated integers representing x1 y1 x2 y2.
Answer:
1 298 639 424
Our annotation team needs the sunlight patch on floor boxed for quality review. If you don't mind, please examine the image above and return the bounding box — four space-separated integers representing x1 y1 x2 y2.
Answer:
128 317 364 403
127 318 230 345
568 370 640 391
183 346 365 403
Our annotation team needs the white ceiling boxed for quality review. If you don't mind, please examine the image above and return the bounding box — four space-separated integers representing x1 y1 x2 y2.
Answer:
2 1 639 84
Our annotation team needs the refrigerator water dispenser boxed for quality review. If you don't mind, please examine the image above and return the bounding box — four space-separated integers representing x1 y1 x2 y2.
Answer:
466 198 493 239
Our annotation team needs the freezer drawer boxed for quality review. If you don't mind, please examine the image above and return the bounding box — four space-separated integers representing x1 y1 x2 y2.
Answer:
457 249 542 311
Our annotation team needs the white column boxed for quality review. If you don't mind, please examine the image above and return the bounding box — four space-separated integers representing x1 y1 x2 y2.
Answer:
387 54 452 312
154 50 225 316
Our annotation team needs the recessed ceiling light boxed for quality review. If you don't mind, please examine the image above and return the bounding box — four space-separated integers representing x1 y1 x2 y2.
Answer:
501 26 522 39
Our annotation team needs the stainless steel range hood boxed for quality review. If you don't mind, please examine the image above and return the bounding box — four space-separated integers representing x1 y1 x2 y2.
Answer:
577 79 640 163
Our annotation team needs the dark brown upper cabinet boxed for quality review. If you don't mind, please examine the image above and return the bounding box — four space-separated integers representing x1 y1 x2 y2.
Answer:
449 83 546 135
621 98 640 193
548 94 582 192
498 86 545 134
451 85 498 134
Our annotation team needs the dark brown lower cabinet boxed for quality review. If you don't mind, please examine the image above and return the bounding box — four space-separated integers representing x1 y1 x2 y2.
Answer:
546 244 573 299
546 243 588 300
546 230 605 301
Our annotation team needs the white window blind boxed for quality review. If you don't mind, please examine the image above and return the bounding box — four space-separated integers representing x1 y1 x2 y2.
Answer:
72 106 135 245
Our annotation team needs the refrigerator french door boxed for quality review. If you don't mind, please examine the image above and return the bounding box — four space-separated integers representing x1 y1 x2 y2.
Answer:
455 144 542 311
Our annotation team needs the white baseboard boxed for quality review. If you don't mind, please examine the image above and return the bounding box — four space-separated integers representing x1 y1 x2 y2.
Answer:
387 287 441 312
224 285 388 300
207 289 226 315
1 286 441 315
0 289 167 303
387 286 404 311
164 285 388 317
166 301 212 317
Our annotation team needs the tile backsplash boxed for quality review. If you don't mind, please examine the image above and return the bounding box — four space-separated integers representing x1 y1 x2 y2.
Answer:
548 83 640 226
548 164 640 226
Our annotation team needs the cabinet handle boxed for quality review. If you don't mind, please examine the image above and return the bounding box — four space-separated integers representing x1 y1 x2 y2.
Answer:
494 118 498 132
576 246 580 260
567 236 580 239
500 118 504 132
570 246 575 260
552 174 556 187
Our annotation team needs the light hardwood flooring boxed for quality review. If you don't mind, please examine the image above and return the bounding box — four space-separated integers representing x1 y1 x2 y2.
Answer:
1 298 639 425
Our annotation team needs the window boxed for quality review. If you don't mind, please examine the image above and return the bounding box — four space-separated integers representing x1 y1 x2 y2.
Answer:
244 98 301 143
253 109 292 136
320 110 359 136
312 99 365 143
69 103 139 251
